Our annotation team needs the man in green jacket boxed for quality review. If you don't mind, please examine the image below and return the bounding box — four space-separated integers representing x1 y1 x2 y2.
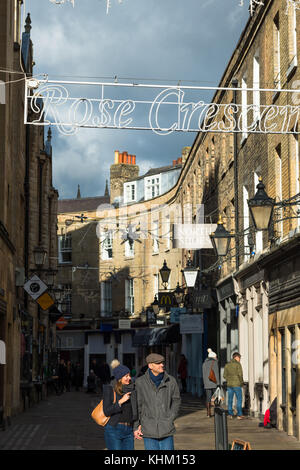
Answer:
223 352 245 419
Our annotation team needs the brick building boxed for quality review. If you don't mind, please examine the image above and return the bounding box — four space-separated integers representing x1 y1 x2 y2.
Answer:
181 0 300 440
0 2 58 428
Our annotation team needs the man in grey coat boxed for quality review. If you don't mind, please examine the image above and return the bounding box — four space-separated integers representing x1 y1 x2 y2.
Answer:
202 348 220 417
133 353 181 450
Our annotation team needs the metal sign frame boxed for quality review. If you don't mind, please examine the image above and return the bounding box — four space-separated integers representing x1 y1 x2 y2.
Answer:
25 78 300 136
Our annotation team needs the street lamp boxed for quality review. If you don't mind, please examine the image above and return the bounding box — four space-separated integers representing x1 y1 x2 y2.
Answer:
209 215 232 257
53 287 63 302
159 260 171 289
182 257 198 288
46 269 57 287
248 178 275 231
33 246 47 268
151 295 159 315
174 282 185 305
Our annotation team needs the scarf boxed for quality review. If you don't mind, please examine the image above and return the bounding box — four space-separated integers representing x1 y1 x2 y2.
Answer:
149 369 164 388
122 383 135 394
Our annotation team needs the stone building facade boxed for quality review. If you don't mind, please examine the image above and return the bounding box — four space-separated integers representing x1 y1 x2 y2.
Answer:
0 2 58 427
182 0 300 440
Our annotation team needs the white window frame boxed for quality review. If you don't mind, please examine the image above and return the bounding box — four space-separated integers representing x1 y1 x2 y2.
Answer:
101 230 113 260
101 280 112 317
125 239 135 258
243 186 250 261
253 50 260 122
241 75 248 142
145 175 161 200
275 146 283 237
254 173 263 253
154 274 159 298
152 220 159 254
273 15 281 89
294 133 300 227
125 279 134 316
124 182 137 204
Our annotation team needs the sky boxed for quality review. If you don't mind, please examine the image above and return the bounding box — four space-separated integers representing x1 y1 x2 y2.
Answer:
25 0 250 199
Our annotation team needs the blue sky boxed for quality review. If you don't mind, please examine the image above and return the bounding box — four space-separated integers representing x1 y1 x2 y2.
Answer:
26 0 249 199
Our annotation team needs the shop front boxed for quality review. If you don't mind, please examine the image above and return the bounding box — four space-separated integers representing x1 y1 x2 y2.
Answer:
216 276 238 381
260 237 300 441
234 265 269 418
179 314 204 397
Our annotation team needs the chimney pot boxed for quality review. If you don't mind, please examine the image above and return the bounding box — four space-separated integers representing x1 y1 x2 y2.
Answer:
173 160 177 166
114 150 119 164
132 155 136 165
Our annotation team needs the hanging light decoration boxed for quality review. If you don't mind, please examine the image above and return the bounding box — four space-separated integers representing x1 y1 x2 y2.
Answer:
48 0 125 14
239 0 264 16
49 0 75 6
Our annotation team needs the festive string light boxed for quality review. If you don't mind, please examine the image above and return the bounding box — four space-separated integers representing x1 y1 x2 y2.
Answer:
48 0 124 14
49 0 75 6
239 0 264 16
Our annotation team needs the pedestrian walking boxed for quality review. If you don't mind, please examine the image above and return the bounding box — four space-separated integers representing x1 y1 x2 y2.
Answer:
91 359 101 393
202 348 220 417
73 362 83 391
66 360 72 392
133 353 181 451
103 364 136 450
58 359 67 394
87 370 97 393
177 354 188 393
223 352 245 419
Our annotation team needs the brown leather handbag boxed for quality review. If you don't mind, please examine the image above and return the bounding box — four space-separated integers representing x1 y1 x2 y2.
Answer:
91 391 116 426
209 363 217 384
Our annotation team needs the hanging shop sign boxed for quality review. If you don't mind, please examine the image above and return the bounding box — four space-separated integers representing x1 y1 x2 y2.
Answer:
158 292 176 307
170 307 187 323
25 79 300 137
118 319 131 329
173 223 217 249
23 275 48 301
56 316 68 330
180 314 204 334
36 292 55 310
193 289 213 310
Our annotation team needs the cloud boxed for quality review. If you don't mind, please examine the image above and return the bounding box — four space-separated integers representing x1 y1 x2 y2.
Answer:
27 0 249 198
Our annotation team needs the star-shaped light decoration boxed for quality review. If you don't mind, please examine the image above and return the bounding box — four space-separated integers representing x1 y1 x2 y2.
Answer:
239 0 264 16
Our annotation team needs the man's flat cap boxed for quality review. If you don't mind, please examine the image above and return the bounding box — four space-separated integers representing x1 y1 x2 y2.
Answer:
146 353 165 364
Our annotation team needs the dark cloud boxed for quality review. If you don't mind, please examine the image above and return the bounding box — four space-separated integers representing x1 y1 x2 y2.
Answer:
27 0 249 198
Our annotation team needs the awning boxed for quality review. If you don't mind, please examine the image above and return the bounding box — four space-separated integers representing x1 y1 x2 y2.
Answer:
132 329 152 346
132 324 180 347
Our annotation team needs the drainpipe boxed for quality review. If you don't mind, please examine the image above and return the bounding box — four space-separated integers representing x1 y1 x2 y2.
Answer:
232 79 240 270
24 125 30 309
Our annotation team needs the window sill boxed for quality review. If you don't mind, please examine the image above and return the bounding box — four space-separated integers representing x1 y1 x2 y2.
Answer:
152 252 159 256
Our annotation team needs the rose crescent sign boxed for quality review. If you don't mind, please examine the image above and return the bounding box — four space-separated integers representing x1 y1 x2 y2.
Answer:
25 79 300 137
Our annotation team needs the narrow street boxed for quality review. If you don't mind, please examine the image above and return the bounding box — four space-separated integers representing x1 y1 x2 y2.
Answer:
1 389 300 451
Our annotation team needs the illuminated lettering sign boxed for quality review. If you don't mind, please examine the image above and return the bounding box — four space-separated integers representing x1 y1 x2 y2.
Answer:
25 79 300 136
